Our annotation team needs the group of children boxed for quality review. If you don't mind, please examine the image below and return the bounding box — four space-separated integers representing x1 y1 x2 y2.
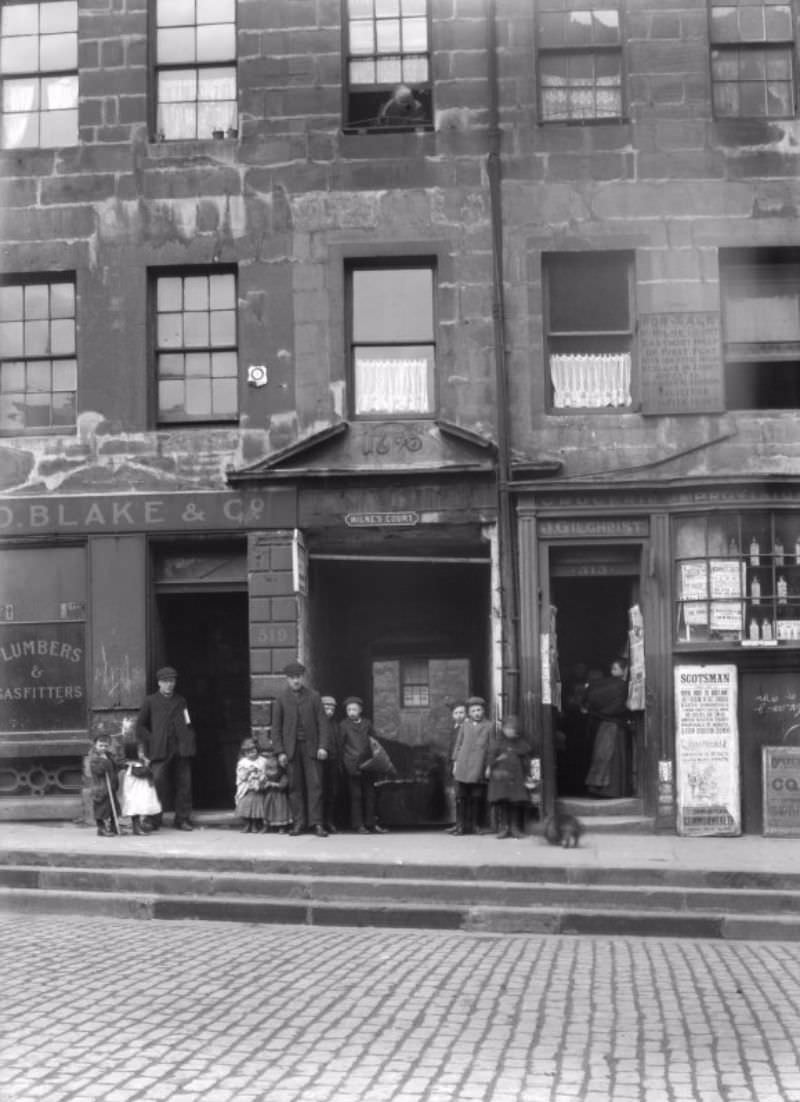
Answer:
87 730 162 837
449 696 535 840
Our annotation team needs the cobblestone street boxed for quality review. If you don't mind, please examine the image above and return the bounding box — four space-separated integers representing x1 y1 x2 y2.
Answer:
2 914 799 1102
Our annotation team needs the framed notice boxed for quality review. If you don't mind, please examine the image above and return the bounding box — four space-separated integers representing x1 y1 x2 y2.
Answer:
675 664 741 836
640 312 724 414
762 747 800 836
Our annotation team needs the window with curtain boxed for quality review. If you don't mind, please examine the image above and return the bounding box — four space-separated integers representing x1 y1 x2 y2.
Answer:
710 2 794 119
544 252 633 410
155 0 237 140
155 269 238 423
0 277 77 432
537 5 623 123
0 1 78 148
350 263 436 417
343 0 432 131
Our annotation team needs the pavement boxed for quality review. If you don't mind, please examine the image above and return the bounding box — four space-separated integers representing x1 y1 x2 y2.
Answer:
2 912 800 1102
0 819 798 878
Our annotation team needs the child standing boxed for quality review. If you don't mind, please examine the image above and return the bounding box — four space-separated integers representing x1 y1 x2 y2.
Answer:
339 696 388 835
486 715 533 839
451 696 493 836
262 740 291 833
235 738 268 833
87 733 120 837
119 740 161 835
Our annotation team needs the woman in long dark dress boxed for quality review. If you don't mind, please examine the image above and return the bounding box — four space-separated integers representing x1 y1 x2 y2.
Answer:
583 658 629 798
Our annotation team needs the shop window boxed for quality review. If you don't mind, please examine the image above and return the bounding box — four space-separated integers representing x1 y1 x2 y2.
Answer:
343 0 432 132
537 5 623 123
0 546 87 733
720 248 800 410
675 512 800 645
543 252 633 410
0 277 77 433
710 2 794 119
349 261 436 417
0 0 78 149
155 269 238 423
401 658 430 707
155 0 237 141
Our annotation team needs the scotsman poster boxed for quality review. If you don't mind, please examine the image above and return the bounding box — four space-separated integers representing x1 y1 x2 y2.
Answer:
674 664 741 836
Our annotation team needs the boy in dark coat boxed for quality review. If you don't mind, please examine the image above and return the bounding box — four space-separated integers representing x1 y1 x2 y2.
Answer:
451 696 493 836
486 715 532 839
339 697 388 835
320 695 343 833
87 733 119 836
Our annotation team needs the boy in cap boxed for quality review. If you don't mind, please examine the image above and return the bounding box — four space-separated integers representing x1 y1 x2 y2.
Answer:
450 696 493 836
320 695 343 833
339 696 388 834
135 666 196 830
271 660 329 837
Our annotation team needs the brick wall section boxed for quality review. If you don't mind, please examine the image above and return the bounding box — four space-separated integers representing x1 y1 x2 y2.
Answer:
248 532 299 746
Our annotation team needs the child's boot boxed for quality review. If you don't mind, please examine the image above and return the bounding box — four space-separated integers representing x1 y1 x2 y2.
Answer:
496 804 511 839
131 815 144 836
241 819 252 833
511 805 527 839
96 818 114 837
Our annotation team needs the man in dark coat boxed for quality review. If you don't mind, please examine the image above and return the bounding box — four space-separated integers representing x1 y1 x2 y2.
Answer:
135 665 196 830
272 660 329 837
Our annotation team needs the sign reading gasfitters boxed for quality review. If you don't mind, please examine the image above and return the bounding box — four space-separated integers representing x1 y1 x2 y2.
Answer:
762 746 800 836
345 512 419 527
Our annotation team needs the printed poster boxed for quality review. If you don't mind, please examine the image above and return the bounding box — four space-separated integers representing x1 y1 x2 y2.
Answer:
674 664 741 836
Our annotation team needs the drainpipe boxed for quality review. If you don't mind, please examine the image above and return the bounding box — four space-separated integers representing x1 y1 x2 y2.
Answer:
486 0 519 716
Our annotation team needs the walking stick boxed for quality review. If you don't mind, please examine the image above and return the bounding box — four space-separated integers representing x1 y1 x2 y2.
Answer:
105 770 121 835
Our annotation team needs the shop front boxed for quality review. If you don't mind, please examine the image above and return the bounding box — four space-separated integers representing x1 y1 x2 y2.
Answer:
516 482 800 836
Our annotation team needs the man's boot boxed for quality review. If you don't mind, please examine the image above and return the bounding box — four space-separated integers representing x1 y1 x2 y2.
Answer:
496 804 511 839
451 798 466 836
511 805 527 839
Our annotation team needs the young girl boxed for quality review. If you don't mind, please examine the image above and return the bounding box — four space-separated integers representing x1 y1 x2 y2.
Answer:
485 715 532 840
119 740 161 835
235 738 268 833
262 741 291 833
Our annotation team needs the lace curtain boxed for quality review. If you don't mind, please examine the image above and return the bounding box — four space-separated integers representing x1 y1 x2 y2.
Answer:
550 352 632 409
355 356 430 414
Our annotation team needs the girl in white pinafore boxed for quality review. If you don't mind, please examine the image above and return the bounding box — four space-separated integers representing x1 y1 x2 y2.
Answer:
120 741 162 835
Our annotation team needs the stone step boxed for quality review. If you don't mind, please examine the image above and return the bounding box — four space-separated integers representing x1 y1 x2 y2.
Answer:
2 862 800 917
1 884 798 941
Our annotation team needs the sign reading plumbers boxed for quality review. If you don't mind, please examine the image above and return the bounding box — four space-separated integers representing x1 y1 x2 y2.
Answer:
674 664 741 836
762 747 800 836
0 623 86 732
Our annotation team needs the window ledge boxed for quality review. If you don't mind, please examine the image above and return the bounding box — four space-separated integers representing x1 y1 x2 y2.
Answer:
147 137 239 160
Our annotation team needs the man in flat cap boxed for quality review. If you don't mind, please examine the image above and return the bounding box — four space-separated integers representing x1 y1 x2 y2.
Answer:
271 661 329 837
135 666 196 831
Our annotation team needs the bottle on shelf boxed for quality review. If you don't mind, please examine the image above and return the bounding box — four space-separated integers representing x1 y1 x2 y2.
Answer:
750 575 761 604
728 537 739 557
796 536 800 564
762 620 773 641
749 537 760 566
749 619 760 641
778 576 788 606
775 538 785 566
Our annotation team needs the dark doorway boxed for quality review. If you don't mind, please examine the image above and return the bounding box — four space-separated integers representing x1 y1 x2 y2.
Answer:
552 569 639 798
156 592 249 810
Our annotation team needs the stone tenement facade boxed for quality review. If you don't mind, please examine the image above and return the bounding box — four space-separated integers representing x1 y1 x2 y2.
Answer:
2 0 800 833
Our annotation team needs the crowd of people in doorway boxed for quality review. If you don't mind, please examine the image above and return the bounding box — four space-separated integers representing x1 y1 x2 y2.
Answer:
87 660 540 841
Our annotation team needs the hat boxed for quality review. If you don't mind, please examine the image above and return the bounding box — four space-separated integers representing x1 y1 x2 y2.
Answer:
240 737 257 752
321 695 336 706
466 696 486 707
343 696 363 709
156 666 177 681
282 660 306 676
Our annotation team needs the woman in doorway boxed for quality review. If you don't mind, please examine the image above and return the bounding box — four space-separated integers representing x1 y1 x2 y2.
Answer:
583 657 630 799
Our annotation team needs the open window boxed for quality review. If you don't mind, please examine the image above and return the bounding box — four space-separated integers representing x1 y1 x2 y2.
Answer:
720 248 800 410
543 251 634 410
343 0 432 132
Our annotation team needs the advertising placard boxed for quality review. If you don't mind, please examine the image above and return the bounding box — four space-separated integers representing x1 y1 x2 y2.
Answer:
675 664 741 836
762 747 800 836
